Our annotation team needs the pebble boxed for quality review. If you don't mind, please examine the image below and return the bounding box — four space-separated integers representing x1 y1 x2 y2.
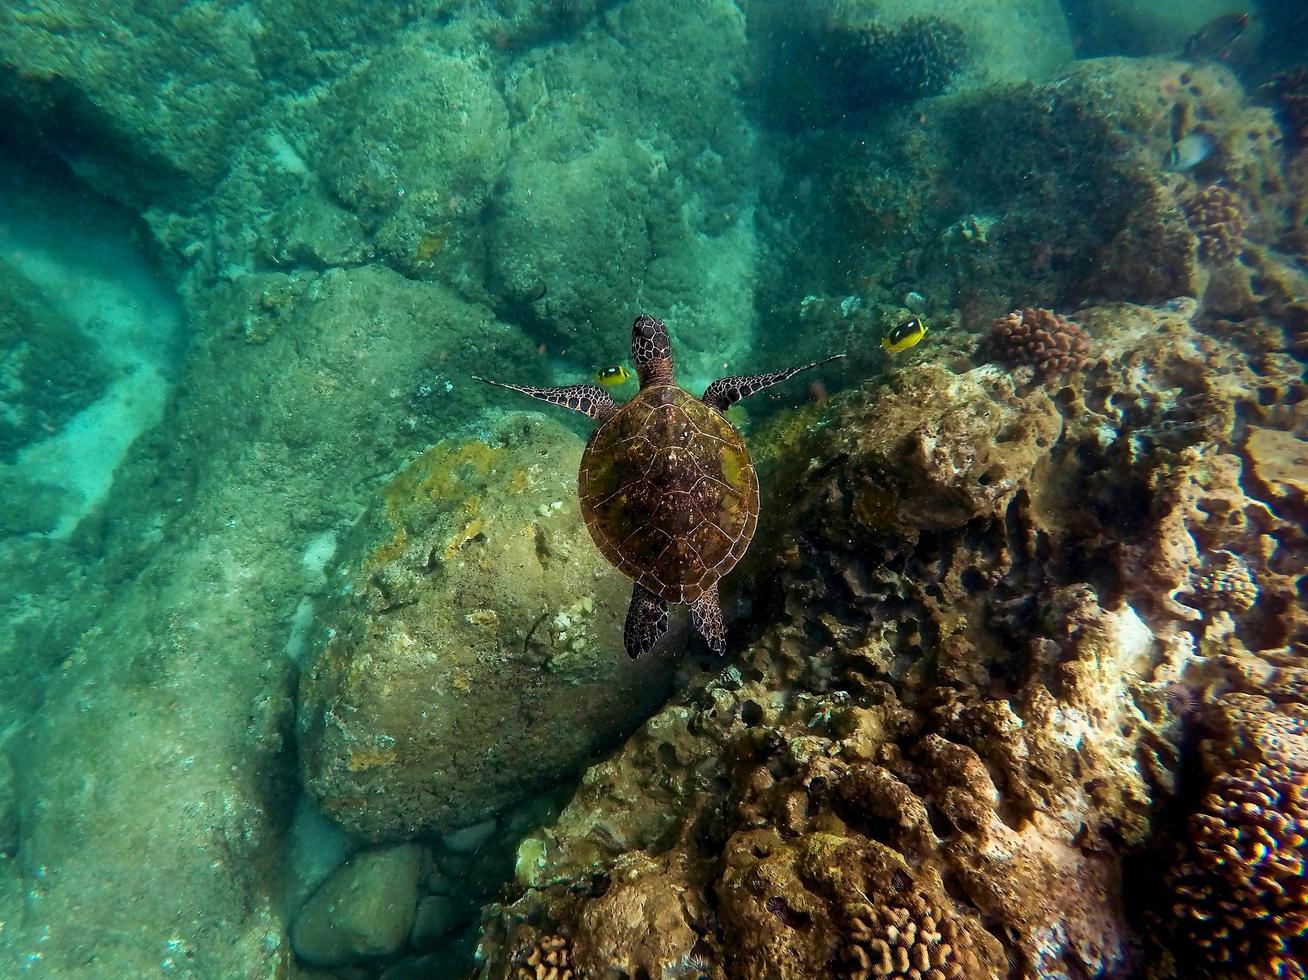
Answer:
410 895 461 949
441 816 497 854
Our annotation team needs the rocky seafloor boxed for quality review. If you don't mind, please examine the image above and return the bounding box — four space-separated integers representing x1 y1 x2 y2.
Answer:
0 1 1305 978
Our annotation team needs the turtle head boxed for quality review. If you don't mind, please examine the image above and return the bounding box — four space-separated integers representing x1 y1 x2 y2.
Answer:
631 313 674 387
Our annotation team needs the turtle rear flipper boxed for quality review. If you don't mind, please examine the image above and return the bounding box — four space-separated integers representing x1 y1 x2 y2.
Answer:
691 585 725 655
472 377 616 422
623 583 668 659
702 354 845 411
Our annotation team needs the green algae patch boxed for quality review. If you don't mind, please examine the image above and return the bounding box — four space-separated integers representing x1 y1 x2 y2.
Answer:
382 439 503 522
298 412 678 841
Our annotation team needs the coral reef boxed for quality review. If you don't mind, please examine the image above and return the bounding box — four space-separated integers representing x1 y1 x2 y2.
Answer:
1149 695 1308 979
982 307 1092 379
1183 185 1247 262
841 890 981 980
477 298 1308 979
0 1 1304 977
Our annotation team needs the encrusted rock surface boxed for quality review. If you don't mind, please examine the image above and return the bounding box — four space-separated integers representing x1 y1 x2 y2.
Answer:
297 412 678 841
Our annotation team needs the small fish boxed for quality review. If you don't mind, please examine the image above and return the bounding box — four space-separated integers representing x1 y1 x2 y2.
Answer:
1183 13 1250 62
881 314 927 353
1166 132 1215 171
593 364 634 387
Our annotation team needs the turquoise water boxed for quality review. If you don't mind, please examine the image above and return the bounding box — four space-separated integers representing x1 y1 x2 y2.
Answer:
0 2 1305 978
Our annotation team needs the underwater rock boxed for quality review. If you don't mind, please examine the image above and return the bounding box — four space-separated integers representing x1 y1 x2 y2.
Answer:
410 895 460 950
260 187 370 270
486 0 756 378
291 843 422 967
0 260 112 463
297 412 678 841
315 40 508 278
823 362 1063 536
0 3 263 203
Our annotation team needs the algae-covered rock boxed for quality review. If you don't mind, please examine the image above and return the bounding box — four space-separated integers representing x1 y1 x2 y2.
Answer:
291 843 422 967
833 363 1063 535
486 0 757 379
0 260 112 462
316 39 509 279
298 412 677 841
0 2 263 203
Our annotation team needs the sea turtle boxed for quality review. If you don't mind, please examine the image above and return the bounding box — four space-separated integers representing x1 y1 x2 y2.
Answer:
476 314 842 659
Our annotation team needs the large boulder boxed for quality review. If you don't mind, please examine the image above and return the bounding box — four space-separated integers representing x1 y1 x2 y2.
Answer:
291 843 422 967
0 1 263 204
486 0 758 382
297 412 679 841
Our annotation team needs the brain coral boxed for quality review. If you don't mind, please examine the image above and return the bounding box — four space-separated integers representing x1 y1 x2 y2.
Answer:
841 891 979 980
1182 185 1247 263
984 307 1092 379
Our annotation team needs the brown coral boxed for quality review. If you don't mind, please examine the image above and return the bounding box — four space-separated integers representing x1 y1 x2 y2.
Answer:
1264 66 1308 146
842 893 977 980
516 934 576 980
1190 550 1259 613
985 307 1091 379
1183 185 1247 262
1164 758 1308 978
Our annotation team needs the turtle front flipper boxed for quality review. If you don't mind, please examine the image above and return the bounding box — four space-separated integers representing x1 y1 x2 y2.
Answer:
472 377 617 422
624 583 668 659
702 354 845 412
690 585 726 655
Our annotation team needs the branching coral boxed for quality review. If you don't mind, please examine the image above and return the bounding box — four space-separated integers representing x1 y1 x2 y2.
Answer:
516 933 576 980
1164 758 1308 978
1182 185 1247 262
984 307 1091 379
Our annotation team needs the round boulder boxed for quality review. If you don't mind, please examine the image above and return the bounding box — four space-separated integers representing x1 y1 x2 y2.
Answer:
297 412 678 840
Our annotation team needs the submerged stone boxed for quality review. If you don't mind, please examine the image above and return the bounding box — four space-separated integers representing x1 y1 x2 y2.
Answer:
291 843 421 967
297 412 678 841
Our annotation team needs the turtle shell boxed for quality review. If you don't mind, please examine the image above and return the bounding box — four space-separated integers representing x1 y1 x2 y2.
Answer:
579 384 759 604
